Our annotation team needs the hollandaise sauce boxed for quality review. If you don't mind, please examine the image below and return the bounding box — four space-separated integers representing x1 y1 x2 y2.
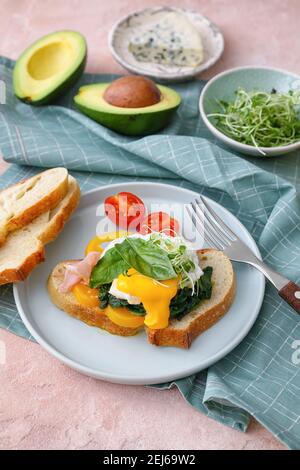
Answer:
116 268 178 329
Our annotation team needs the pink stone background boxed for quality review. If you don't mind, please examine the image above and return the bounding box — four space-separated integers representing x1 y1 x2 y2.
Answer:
1 0 299 450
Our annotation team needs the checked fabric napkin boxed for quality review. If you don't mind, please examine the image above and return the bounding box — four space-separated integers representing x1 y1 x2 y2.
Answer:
0 57 300 449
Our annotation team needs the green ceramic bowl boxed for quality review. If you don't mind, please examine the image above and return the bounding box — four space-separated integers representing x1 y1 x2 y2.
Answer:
199 66 300 157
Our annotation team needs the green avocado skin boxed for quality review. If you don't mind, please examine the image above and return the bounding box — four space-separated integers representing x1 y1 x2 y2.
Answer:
16 53 87 106
74 101 179 136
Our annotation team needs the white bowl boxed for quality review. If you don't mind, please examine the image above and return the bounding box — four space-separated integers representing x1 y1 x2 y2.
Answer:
108 6 224 83
199 66 300 157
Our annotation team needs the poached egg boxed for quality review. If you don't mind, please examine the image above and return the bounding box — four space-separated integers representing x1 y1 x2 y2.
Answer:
114 268 178 329
104 233 202 329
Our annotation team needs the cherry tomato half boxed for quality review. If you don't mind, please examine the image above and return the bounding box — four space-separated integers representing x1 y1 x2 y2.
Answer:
139 212 180 237
104 192 146 230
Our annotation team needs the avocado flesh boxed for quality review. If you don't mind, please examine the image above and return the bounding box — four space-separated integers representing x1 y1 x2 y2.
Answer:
74 83 181 135
13 31 87 105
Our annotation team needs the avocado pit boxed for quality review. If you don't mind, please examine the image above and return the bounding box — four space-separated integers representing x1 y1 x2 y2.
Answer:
74 80 181 136
103 75 161 108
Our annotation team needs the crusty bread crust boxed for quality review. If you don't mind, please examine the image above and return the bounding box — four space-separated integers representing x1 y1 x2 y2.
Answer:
148 279 236 348
0 243 45 284
39 179 80 245
147 249 236 348
0 176 80 285
0 168 69 245
47 261 141 337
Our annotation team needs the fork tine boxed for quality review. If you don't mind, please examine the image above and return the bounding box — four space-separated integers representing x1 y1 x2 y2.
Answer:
190 201 225 250
203 228 224 250
186 204 204 235
193 200 229 249
195 198 231 247
199 195 237 241
187 204 223 250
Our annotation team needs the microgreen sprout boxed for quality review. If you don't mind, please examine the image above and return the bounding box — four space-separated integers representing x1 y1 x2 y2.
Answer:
150 232 201 292
208 88 300 155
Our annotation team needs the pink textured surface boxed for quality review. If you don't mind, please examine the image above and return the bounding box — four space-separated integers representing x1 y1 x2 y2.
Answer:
0 0 296 450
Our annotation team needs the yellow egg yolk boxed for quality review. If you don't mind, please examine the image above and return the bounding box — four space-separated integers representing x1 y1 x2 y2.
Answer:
116 268 178 329
72 283 144 328
85 231 129 256
72 283 100 308
105 305 145 328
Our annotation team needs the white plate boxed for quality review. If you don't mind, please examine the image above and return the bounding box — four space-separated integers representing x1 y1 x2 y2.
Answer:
14 182 265 385
109 6 224 82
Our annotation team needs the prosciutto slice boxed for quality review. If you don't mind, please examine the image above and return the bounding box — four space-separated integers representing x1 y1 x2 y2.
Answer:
59 251 101 293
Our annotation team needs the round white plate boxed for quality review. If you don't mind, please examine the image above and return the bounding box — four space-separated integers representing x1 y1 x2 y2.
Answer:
14 182 265 385
109 6 224 82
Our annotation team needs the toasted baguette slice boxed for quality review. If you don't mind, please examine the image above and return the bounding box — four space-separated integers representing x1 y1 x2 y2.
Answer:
0 176 80 285
147 249 236 348
47 249 235 345
47 261 141 337
0 167 69 245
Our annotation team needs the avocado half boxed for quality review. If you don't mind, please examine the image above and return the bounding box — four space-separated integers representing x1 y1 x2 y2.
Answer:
74 83 181 136
13 30 87 105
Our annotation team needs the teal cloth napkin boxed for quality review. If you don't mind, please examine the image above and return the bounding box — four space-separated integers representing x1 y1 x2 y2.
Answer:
1 57 300 449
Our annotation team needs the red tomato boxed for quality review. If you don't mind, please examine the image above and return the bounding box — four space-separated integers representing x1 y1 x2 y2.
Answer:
139 212 180 236
104 192 146 230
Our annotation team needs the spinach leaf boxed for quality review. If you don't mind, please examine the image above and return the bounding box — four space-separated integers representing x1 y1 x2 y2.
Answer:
198 266 213 298
108 296 146 316
98 283 146 316
98 283 111 308
170 267 213 319
90 248 130 288
114 237 176 280
169 288 201 319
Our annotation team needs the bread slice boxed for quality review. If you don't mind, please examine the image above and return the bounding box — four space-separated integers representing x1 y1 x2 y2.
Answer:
0 167 69 245
0 176 80 285
47 249 235 346
47 261 141 337
147 249 236 348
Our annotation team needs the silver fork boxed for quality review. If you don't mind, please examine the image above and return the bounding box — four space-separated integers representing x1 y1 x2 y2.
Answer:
187 196 300 315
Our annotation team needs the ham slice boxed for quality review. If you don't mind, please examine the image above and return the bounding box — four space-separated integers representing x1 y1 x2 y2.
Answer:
59 251 101 293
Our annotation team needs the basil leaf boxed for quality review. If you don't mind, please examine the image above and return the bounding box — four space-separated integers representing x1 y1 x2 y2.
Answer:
90 249 130 287
114 237 176 280
90 236 177 287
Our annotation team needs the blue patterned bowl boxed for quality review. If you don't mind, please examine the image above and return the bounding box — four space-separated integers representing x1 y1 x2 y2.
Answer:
199 66 300 157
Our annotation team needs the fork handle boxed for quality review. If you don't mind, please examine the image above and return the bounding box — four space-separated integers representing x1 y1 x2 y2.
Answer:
235 257 300 315
279 281 300 314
